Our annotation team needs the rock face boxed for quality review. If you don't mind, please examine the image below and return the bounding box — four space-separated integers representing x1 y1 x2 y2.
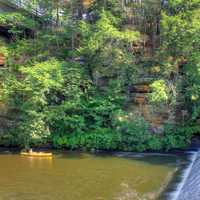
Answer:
128 82 173 133
133 93 147 105
82 0 93 8
0 51 8 134
0 54 5 66
130 84 151 93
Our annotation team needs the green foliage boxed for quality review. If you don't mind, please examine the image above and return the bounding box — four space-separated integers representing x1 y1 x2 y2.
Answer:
149 80 169 104
1 1 200 152
0 12 38 37
166 0 200 14
79 10 139 55
16 114 50 149
78 10 139 98
184 52 200 119
4 59 64 148
0 45 8 57
162 0 200 58
118 118 162 152
52 128 120 151
52 116 164 152
162 0 200 121
21 59 63 92
163 125 200 150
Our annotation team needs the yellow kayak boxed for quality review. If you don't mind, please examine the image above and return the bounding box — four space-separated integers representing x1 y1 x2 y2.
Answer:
20 152 53 157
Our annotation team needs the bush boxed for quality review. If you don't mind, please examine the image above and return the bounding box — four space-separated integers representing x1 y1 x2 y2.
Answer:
163 125 200 150
118 118 162 152
52 128 120 151
149 80 169 104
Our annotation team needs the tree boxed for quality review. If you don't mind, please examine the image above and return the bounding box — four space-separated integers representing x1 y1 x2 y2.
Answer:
161 0 200 120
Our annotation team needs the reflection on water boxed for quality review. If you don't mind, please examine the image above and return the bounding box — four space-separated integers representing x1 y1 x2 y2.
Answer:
25 156 53 168
0 152 180 200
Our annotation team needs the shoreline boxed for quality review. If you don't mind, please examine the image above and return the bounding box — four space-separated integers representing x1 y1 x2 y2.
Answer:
0 145 195 157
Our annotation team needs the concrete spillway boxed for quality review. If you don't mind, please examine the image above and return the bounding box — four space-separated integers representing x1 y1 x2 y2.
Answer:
171 150 200 200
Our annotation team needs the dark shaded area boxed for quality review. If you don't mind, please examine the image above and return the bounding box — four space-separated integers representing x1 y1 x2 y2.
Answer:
0 26 12 40
190 136 200 150
0 25 35 41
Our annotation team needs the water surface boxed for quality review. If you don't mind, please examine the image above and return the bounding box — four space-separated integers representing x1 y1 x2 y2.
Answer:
0 151 181 200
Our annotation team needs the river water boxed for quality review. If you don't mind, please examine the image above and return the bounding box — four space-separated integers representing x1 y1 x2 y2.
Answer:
0 151 186 200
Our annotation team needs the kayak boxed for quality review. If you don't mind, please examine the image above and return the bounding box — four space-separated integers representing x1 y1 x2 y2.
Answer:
20 152 53 157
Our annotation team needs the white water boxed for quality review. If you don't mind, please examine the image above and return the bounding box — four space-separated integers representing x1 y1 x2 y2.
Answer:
170 150 199 200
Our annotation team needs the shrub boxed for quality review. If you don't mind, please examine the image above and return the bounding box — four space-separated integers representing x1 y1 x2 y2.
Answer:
118 117 162 152
52 128 120 151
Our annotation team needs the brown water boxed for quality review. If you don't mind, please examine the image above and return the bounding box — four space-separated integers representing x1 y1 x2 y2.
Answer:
0 152 179 200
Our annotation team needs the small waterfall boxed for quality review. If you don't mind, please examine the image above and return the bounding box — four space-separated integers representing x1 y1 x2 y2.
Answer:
170 150 199 200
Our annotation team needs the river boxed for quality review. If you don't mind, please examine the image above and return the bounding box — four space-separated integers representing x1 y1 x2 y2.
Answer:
0 151 187 200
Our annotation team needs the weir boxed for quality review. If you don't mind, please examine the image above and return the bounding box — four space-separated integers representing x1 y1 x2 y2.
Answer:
171 150 200 200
